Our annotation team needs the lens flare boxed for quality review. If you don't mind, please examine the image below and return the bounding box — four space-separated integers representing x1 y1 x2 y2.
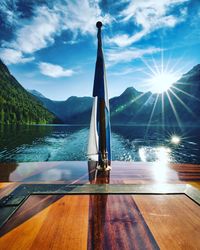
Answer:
148 71 178 93
171 135 181 144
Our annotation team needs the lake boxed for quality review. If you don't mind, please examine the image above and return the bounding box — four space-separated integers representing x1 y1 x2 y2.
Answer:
0 124 200 163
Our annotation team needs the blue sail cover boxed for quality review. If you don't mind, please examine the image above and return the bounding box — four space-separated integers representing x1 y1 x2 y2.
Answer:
87 26 111 162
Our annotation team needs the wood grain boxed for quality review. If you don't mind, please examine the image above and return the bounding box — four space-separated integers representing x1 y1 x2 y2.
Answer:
134 194 200 250
0 183 19 199
0 162 200 184
189 181 200 189
88 195 159 250
0 195 89 250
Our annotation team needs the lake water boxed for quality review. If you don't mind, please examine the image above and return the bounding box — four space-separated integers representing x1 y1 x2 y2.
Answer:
0 125 200 164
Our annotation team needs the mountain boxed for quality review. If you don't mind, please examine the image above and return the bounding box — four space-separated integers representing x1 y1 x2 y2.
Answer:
160 64 200 124
28 89 46 98
29 87 155 124
2 59 199 125
109 87 155 124
0 59 57 124
30 64 200 125
29 90 93 123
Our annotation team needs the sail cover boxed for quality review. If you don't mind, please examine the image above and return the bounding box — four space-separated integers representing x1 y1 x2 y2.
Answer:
87 22 111 163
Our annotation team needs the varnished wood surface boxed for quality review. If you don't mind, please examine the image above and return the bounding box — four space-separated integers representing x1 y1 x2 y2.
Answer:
0 183 19 198
88 195 159 250
0 195 89 250
0 162 200 249
0 192 200 250
189 181 200 189
0 161 200 184
0 194 199 250
0 194 160 250
134 195 200 250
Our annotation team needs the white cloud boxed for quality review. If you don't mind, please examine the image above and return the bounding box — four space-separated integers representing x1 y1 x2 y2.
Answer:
58 0 112 35
0 48 34 64
108 0 189 47
0 0 113 64
13 6 61 54
106 47 162 65
39 62 74 78
0 0 19 26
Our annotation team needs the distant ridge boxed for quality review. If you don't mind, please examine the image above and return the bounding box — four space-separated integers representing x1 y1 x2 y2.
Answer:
29 90 93 123
28 89 46 98
0 59 58 124
30 64 200 125
1 58 199 125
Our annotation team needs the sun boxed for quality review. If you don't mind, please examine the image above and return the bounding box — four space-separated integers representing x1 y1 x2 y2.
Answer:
148 71 178 93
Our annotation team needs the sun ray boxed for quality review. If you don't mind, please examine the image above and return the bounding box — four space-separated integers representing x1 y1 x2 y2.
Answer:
150 54 160 74
165 52 173 73
171 85 200 102
161 48 164 73
161 92 165 128
142 53 181 94
111 92 148 116
145 94 159 136
142 70 157 78
148 71 178 93
166 52 189 75
136 93 155 115
168 88 197 117
165 91 182 128
141 57 158 76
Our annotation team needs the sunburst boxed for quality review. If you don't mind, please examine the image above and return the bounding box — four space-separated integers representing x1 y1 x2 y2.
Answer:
141 51 198 130
148 71 178 93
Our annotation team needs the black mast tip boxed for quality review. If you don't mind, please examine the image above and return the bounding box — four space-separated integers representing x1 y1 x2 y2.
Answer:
96 21 102 29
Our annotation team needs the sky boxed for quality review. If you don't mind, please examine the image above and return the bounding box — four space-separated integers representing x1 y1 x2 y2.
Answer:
0 0 200 100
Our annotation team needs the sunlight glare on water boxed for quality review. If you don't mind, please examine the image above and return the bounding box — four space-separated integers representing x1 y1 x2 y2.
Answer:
0 125 200 164
139 146 172 162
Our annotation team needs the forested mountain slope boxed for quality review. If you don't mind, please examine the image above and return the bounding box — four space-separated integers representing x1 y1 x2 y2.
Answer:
0 59 56 124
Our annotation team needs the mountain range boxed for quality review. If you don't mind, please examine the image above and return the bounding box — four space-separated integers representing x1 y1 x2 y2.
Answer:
0 58 200 125
29 64 200 125
28 89 93 124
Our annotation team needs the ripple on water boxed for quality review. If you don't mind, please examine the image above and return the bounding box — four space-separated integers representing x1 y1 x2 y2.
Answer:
0 125 200 163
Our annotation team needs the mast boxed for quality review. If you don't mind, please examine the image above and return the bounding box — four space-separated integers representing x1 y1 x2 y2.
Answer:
87 21 111 171
96 22 108 170
99 97 107 169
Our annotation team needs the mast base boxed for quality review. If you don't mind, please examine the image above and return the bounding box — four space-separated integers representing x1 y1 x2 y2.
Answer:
96 164 111 171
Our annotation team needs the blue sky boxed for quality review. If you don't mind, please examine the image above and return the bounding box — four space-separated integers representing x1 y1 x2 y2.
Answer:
0 0 200 100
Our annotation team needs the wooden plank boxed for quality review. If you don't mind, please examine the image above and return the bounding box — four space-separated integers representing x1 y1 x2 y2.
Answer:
0 183 19 199
0 195 52 250
88 195 159 250
0 195 89 250
189 181 200 189
0 162 200 184
134 194 200 250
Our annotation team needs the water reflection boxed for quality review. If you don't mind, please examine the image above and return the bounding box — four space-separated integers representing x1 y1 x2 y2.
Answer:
0 162 89 182
0 125 88 162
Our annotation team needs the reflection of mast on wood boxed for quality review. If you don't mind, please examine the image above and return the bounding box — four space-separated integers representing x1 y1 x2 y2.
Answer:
87 21 111 171
87 160 109 249
88 161 110 184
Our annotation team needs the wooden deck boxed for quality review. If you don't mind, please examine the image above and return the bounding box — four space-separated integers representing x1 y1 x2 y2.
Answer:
0 161 200 250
